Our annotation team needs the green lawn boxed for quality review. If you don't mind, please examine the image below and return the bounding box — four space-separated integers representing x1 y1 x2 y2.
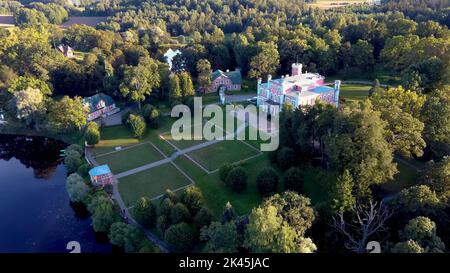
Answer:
118 163 192 207
340 84 371 102
378 160 420 194
187 140 261 171
93 125 139 156
95 143 164 174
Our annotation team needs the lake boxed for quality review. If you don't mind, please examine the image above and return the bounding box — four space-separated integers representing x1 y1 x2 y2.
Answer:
0 134 112 253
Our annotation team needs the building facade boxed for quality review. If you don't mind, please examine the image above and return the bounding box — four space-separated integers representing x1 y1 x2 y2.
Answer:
210 69 242 93
83 93 119 122
257 63 340 115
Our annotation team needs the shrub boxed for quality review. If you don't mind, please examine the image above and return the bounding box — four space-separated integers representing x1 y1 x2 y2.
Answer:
109 222 144 253
181 186 204 215
256 167 279 195
156 215 170 234
219 164 233 183
126 114 146 138
164 223 196 252
170 203 191 224
66 144 83 155
225 166 248 193
132 197 157 228
85 121 100 145
276 147 296 170
77 163 90 177
283 167 304 193
194 207 213 229
142 104 161 129
66 173 89 203
64 149 82 173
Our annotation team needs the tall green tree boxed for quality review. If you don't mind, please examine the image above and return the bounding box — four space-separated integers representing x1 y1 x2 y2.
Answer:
47 96 88 133
196 59 212 90
328 170 355 214
371 87 426 158
200 221 240 253
248 41 280 79
119 58 160 109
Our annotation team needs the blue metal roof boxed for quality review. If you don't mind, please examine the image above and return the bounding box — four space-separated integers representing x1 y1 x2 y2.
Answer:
311 85 334 94
89 165 112 176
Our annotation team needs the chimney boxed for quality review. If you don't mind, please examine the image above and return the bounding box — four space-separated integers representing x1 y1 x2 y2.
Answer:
268 74 272 81
292 63 302 76
257 78 262 84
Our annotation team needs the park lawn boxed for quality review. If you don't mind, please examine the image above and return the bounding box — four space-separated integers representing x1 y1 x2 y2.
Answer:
195 154 279 218
187 140 261 171
93 125 138 156
95 143 164 174
118 163 193 207
378 160 420 194
340 84 371 102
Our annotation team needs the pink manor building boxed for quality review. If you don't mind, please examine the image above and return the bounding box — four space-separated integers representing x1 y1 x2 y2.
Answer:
257 63 341 115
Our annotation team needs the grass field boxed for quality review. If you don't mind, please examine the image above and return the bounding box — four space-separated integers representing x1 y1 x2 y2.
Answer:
340 84 371 102
95 143 164 174
92 125 139 156
187 140 261 172
118 163 193 207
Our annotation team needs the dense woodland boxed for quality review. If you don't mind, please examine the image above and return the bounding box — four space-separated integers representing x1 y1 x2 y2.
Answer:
0 0 449 253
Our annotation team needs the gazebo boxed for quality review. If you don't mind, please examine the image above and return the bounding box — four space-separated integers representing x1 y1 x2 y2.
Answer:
89 165 114 187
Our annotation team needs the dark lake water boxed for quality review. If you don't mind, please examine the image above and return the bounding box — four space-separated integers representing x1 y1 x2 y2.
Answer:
0 134 112 253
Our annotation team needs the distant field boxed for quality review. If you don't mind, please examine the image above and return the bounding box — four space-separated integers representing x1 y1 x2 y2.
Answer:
0 15 107 28
59 16 107 29
309 0 373 9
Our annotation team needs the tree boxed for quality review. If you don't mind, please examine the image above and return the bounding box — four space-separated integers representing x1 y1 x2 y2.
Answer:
200 221 240 253
170 73 182 101
8 87 44 126
248 41 280 79
194 207 213 229
392 217 445 253
132 197 157 228
164 223 196 252
141 104 161 129
263 192 315 237
91 199 119 233
332 201 392 253
156 215 170 234
256 167 279 195
421 87 450 151
64 149 82 173
325 101 396 201
283 167 304 193
391 240 424 253
8 76 52 96
181 186 204 215
66 173 88 203
371 87 426 158
126 114 146 138
425 157 450 199
219 164 233 183
14 8 48 28
119 58 160 109
47 96 88 133
109 222 144 253
225 166 248 193
328 170 355 214
368 79 382 97
392 185 442 217
349 40 374 73
276 147 296 170
85 121 100 145
179 71 195 99
245 204 316 253
196 59 212 90
158 197 174 218
170 203 191 224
